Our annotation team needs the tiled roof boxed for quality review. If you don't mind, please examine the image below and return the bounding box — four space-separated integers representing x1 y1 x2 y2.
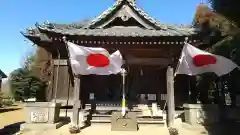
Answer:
22 0 198 38
38 26 197 37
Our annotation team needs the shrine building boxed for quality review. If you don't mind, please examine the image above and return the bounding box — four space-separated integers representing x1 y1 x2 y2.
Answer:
22 0 202 124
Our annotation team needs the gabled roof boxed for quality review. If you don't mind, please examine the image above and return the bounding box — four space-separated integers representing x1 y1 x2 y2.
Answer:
22 0 198 38
0 70 7 78
84 0 165 29
84 0 194 30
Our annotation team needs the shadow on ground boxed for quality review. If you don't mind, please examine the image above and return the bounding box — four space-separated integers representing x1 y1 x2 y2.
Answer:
201 106 240 135
0 108 21 113
0 121 25 135
203 120 240 135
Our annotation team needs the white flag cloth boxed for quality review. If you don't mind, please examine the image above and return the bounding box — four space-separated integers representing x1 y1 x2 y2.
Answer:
67 41 123 75
175 43 239 76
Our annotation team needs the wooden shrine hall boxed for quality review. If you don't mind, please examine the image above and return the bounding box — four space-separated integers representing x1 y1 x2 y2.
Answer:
22 0 202 126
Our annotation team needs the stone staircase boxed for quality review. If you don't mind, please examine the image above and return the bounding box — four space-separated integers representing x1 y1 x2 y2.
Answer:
60 102 166 125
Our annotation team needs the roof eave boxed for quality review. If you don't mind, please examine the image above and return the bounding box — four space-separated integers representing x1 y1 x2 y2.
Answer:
0 70 7 78
36 25 198 37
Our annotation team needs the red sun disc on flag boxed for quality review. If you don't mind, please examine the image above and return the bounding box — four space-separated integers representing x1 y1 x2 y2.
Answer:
193 54 217 67
86 54 110 67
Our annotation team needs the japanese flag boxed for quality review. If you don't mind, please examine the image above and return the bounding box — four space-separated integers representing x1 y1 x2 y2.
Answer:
67 42 123 75
175 43 239 76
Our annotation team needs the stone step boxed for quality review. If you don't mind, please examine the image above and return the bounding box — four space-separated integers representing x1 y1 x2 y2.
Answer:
60 109 166 119
84 103 161 108
62 107 163 113
88 115 164 121
84 106 141 111
84 103 162 107
89 118 165 123
89 118 165 124
89 114 164 119
86 113 165 124
60 111 165 125
61 107 142 112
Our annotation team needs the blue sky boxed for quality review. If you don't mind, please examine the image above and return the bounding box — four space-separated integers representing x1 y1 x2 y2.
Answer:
0 0 203 76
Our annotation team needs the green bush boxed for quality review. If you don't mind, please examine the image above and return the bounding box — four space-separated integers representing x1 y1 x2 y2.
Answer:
0 93 14 107
1 96 14 107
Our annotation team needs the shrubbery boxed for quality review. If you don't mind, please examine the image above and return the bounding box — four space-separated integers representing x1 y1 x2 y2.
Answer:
0 92 14 107
9 68 46 101
9 53 47 102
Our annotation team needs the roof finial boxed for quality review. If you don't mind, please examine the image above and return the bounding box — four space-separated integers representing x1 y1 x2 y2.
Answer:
184 37 189 44
126 0 136 5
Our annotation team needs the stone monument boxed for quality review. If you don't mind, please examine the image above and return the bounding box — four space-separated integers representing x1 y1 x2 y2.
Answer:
21 102 63 131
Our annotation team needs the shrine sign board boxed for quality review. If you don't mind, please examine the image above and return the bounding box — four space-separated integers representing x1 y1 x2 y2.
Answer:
30 110 49 123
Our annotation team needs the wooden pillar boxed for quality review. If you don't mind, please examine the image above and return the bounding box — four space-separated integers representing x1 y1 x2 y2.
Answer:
72 76 81 127
166 66 175 127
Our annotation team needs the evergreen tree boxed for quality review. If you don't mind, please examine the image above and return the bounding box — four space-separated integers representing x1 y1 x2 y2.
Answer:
193 3 240 105
9 54 46 101
209 0 240 27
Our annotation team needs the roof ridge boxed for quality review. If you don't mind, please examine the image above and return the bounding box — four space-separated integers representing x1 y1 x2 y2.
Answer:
84 0 168 30
127 1 167 29
128 2 196 31
84 0 124 28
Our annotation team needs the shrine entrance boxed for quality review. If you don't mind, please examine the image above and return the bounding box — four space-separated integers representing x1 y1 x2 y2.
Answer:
81 65 167 105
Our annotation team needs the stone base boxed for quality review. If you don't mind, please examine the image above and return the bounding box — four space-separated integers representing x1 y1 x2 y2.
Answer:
20 121 65 131
183 104 219 126
24 102 61 124
111 112 138 131
181 122 206 131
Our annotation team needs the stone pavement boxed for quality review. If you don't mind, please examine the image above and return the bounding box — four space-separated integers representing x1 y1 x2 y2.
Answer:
17 124 170 135
173 118 240 135
173 118 207 135
15 118 240 135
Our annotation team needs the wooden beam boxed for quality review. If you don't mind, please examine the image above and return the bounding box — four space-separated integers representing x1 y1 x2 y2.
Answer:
122 49 170 58
126 58 171 66
54 58 171 66
166 66 175 127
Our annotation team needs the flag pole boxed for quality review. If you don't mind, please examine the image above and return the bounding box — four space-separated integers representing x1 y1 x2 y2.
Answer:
121 68 127 117
173 37 188 77
62 37 81 133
